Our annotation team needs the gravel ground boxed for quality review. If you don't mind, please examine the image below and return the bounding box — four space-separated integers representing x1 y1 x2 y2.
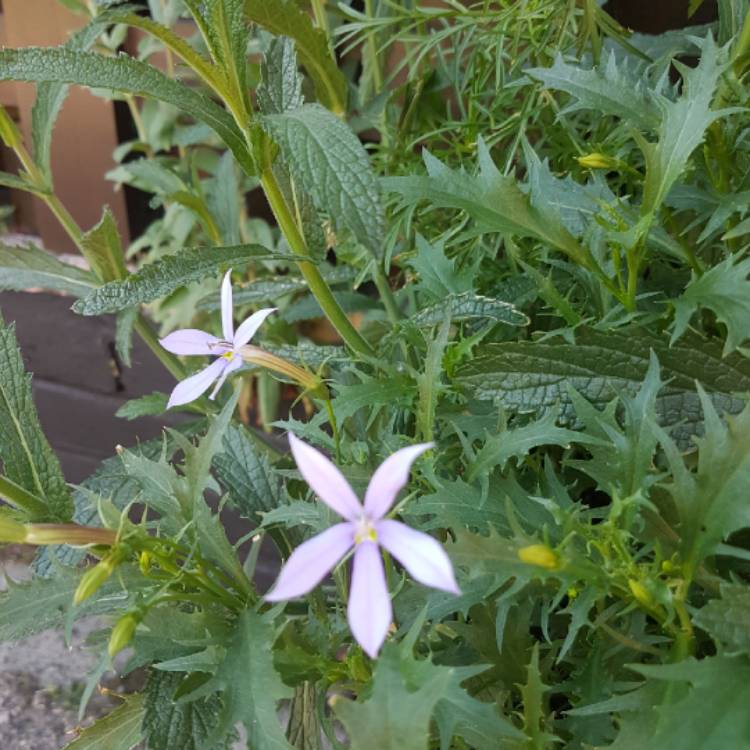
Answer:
0 547 142 749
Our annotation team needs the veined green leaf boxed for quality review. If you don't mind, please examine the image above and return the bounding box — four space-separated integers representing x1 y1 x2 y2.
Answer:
244 0 346 114
32 14 111 184
82 207 127 283
694 585 750 654
0 314 72 520
263 104 385 258
412 292 528 328
0 47 253 173
0 242 96 297
527 51 660 131
257 36 304 115
143 671 228 750
186 610 294 749
63 693 145 750
116 392 170 420
456 327 750 444
384 141 590 267
640 36 731 214
73 244 283 315
672 255 750 354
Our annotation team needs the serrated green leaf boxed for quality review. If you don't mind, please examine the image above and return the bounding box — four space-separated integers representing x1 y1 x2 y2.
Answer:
190 610 293 749
384 140 589 266
630 656 750 749
244 0 346 114
0 47 253 173
0 242 96 296
263 104 384 258
456 327 750 445
527 51 660 131
213 423 282 518
143 671 228 750
672 255 750 354
258 36 304 115
694 585 750 653
334 645 450 750
640 36 731 214
32 16 107 184
468 409 603 482
413 292 528 328
0 566 137 642
74 244 280 315
0 313 72 520
116 392 170 420
115 306 138 368
63 693 145 750
206 151 241 245
282 290 380 323
659 393 750 575
408 234 472 300
81 207 127 283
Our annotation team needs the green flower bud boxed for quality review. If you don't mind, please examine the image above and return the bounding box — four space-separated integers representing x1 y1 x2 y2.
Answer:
74 558 115 605
108 613 138 658
577 152 619 170
517 543 559 570
628 579 655 609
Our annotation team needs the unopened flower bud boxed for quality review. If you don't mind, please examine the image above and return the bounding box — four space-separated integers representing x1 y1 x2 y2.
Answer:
577 152 619 170
0 516 28 544
517 543 559 570
628 579 655 609
74 558 115 605
108 613 138 657
138 551 151 576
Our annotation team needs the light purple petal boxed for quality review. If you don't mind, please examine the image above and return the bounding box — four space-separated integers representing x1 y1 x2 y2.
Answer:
208 355 243 400
159 328 222 356
265 523 354 601
348 542 392 658
288 433 362 521
221 269 234 341
376 519 460 594
233 308 276 348
167 359 226 408
363 443 433 520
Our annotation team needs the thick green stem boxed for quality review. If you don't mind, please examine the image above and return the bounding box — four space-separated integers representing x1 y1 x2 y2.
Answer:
0 475 48 518
260 167 374 355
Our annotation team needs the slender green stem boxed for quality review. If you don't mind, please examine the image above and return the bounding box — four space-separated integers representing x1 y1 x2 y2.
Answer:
372 262 401 325
364 0 384 94
0 475 48 517
261 166 374 355
310 0 332 47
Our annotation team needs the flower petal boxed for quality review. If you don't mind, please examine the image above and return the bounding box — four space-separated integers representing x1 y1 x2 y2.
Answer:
348 542 392 658
159 328 222 356
167 359 226 408
221 269 234 341
363 443 433 519
233 308 277 348
208 355 243 400
288 433 361 521
265 523 354 601
376 519 460 594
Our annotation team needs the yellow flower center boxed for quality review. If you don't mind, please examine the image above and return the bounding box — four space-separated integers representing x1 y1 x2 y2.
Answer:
221 350 236 361
353 518 377 545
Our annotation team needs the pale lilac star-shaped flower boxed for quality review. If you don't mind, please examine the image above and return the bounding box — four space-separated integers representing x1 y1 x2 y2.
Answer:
159 270 275 408
266 434 460 658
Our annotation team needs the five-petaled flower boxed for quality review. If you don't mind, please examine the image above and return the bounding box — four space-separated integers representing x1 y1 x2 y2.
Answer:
159 270 275 408
266 434 460 658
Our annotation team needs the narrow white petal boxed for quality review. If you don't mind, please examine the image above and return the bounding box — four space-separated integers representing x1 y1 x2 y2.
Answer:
348 542 392 658
159 329 222 356
167 359 226 408
233 308 277 348
208 356 243 400
288 433 362 521
221 269 234 341
364 443 433 520
265 523 354 601
376 519 460 594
